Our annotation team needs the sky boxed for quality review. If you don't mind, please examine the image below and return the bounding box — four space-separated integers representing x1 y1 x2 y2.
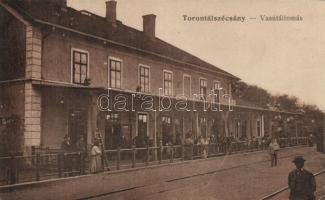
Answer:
68 0 325 110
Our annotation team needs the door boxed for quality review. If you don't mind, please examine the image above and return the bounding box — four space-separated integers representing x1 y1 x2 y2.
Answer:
68 109 88 149
242 120 247 139
161 116 172 144
104 113 121 150
234 119 240 138
199 117 207 138
137 113 148 138
121 124 132 148
105 123 121 149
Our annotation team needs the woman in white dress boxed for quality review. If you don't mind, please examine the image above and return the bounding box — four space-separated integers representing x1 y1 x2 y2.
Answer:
90 140 103 173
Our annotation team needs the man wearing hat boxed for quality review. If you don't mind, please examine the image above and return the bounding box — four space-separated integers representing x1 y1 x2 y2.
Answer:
61 135 73 176
288 155 316 200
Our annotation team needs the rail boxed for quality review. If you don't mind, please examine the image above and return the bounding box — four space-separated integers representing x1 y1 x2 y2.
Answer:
261 169 325 200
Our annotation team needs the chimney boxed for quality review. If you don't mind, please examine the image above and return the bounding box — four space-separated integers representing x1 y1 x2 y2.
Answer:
143 14 156 40
106 0 117 26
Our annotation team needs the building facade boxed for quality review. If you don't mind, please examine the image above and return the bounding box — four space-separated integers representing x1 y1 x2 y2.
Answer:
0 0 301 154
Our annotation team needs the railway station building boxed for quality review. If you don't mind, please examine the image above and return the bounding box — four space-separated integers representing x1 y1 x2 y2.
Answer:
0 0 302 155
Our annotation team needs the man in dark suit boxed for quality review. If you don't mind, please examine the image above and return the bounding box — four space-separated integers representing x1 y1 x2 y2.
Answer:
61 135 73 176
288 155 316 200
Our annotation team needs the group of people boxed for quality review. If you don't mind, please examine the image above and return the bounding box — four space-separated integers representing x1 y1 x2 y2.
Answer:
61 134 105 175
158 132 274 160
61 135 87 176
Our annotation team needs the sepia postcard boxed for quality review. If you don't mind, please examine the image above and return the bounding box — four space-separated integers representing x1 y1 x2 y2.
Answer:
0 0 324 199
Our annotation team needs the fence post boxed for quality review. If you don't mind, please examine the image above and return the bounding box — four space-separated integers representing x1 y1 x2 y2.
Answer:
45 147 50 165
171 145 174 163
117 147 121 170
146 146 149 166
58 153 62 178
132 146 136 168
31 146 35 165
79 152 84 175
159 145 162 164
10 156 17 184
36 153 40 181
181 144 185 161
228 143 232 155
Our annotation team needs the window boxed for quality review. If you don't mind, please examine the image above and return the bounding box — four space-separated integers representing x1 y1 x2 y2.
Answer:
163 71 173 96
72 49 89 84
183 75 191 97
199 78 207 100
106 113 119 122
139 65 150 93
109 58 122 89
162 116 171 124
257 120 261 137
213 81 221 103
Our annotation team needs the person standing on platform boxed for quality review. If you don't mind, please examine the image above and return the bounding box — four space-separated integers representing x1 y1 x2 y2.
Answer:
90 139 103 173
184 133 194 160
288 156 316 200
166 141 173 161
269 138 280 167
61 135 73 177
76 135 86 175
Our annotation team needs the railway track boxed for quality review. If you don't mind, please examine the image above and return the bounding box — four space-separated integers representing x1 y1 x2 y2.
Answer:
261 169 325 200
319 195 325 200
76 148 317 200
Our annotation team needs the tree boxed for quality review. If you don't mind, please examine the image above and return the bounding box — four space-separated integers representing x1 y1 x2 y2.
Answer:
232 81 272 108
274 94 299 112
